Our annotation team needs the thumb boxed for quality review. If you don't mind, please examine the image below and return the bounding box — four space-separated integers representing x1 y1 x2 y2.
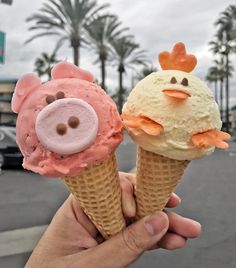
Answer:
83 211 169 268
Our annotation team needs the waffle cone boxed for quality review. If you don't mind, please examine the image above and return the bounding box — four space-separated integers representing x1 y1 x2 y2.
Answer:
135 147 190 219
63 154 126 239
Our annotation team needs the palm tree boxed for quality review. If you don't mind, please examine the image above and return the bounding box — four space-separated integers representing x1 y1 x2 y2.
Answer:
110 37 147 112
214 58 225 118
214 58 234 118
110 86 129 106
206 66 219 103
26 0 108 66
135 65 157 82
217 5 236 40
34 52 58 81
34 41 62 81
213 5 236 131
84 15 127 90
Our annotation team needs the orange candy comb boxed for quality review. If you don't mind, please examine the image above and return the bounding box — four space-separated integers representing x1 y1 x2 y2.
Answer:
158 42 197 73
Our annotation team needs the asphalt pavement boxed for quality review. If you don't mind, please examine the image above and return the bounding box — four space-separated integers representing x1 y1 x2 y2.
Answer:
132 143 236 268
0 138 235 268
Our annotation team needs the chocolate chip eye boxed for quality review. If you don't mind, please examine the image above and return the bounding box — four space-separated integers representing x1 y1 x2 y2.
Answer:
170 77 177 84
68 116 80 128
46 95 56 104
181 78 188 86
56 91 65 99
56 123 67 135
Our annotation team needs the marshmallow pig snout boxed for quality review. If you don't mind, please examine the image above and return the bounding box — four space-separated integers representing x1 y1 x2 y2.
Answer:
35 98 99 155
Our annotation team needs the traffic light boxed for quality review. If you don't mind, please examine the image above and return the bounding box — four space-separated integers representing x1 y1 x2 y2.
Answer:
0 0 13 5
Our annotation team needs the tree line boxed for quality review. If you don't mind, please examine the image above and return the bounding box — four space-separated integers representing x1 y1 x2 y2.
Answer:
206 5 236 132
26 0 148 112
26 1 236 122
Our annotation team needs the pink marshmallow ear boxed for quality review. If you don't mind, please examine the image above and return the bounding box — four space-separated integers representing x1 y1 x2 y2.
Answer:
11 74 41 113
51 61 94 82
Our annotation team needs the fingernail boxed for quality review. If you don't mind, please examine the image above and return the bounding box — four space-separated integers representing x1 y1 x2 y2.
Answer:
176 195 182 203
185 218 201 227
144 212 168 235
173 193 181 203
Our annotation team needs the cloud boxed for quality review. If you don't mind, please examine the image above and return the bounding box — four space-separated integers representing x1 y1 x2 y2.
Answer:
0 0 235 105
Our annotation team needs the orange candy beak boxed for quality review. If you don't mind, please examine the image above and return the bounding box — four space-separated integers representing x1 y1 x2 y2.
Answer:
162 89 191 100
192 130 231 149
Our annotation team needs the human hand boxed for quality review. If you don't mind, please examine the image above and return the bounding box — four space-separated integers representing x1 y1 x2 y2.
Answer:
25 173 201 268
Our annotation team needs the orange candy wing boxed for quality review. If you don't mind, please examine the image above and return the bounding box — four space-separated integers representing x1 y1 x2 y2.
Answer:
192 130 231 149
158 42 197 73
121 114 163 136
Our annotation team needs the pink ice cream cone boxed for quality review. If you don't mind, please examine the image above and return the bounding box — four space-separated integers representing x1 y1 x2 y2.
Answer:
12 62 126 239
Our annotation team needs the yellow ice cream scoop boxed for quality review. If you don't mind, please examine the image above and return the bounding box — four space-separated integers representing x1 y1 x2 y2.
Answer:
122 42 230 161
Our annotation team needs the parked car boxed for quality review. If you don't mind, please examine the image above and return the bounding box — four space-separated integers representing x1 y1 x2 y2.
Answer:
0 126 23 167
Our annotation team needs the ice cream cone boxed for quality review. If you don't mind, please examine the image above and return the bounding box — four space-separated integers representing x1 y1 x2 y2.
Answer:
135 147 190 219
121 43 230 222
63 154 126 239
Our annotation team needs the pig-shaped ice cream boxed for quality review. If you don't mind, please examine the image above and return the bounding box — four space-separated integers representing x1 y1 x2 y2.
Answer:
12 62 123 177
12 62 126 238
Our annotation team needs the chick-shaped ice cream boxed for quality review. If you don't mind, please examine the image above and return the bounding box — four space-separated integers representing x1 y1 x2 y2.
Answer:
122 43 230 219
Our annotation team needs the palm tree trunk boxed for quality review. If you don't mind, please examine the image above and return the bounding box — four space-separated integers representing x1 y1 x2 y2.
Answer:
225 53 229 132
47 72 51 81
73 45 80 66
118 70 124 113
101 58 106 91
220 78 224 120
214 80 218 103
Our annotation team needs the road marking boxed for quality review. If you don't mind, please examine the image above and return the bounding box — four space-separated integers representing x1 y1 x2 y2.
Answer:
229 152 236 157
0 167 137 258
0 225 47 257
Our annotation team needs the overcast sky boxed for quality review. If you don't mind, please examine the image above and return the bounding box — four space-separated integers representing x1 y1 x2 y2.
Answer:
0 0 235 106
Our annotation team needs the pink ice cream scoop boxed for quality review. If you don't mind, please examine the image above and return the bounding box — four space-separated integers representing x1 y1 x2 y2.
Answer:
11 61 123 177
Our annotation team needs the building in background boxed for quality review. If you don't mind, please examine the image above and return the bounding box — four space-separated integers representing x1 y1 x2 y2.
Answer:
0 79 17 125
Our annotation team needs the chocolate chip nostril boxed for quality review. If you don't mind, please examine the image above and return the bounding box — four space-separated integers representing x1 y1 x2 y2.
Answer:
68 116 80 128
46 95 56 104
56 123 67 135
56 91 65 99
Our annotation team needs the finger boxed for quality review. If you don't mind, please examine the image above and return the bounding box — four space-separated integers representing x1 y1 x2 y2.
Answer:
166 211 201 238
119 172 136 186
55 194 98 238
165 193 181 208
69 212 169 268
69 195 98 237
156 233 187 250
46 196 98 250
120 178 136 217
